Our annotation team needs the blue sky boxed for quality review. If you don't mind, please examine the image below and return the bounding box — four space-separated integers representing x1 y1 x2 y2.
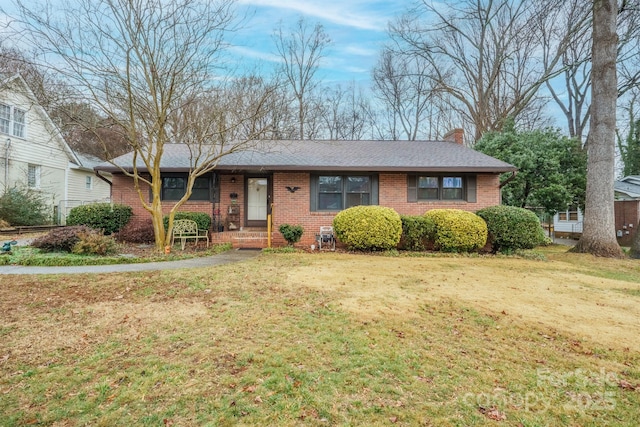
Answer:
229 0 416 86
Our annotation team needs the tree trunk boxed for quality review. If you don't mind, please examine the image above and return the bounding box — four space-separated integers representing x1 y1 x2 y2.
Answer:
572 0 624 257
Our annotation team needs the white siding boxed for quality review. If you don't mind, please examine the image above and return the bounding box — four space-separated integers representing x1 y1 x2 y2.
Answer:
553 208 584 233
1 77 74 223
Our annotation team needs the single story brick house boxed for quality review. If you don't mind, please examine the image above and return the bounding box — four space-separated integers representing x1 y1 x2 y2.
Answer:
96 131 516 248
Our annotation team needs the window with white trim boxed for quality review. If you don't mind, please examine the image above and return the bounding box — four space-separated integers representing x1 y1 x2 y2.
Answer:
28 164 41 188
0 104 10 134
13 108 25 138
0 103 26 138
86 175 93 190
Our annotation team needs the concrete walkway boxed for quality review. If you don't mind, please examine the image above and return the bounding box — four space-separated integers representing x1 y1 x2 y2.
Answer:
0 249 261 275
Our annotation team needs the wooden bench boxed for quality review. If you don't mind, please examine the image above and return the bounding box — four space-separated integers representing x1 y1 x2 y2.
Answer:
171 219 209 250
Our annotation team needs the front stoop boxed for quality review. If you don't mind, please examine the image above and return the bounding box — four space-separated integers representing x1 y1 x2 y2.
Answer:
211 230 271 249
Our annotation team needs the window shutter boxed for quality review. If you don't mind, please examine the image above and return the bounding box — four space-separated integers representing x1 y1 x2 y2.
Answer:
407 175 417 202
310 175 318 211
466 175 477 202
213 173 220 203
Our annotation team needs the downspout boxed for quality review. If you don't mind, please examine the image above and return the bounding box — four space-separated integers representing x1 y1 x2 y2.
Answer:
95 169 113 187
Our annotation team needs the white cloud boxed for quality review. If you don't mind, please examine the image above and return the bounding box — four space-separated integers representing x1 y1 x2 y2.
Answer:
237 0 390 31
342 45 378 57
230 45 282 63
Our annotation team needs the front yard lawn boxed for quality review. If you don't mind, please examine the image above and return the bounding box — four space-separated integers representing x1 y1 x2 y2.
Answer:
1 247 639 425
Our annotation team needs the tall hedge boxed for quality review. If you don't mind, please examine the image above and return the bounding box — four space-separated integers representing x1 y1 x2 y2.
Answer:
425 209 487 252
66 203 132 234
476 205 546 252
333 205 402 250
163 211 211 231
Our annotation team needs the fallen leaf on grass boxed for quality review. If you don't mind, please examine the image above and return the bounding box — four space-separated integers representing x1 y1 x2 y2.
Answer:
478 406 506 421
619 380 637 391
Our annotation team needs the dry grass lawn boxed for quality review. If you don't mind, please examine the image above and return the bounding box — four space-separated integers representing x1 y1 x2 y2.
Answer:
290 247 640 352
1 245 639 426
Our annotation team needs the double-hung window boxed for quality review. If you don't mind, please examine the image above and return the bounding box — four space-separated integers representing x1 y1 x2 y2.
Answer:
0 104 10 134
28 164 41 189
312 174 378 211
408 174 476 202
13 108 25 138
0 103 26 138
160 174 212 201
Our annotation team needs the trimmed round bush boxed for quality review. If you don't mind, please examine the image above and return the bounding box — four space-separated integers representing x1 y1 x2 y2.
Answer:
279 224 304 246
425 209 487 252
476 205 546 253
67 203 132 235
163 212 211 231
399 215 436 251
332 205 402 250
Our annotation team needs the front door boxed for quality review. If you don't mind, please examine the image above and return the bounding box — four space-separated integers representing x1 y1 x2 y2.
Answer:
246 177 270 227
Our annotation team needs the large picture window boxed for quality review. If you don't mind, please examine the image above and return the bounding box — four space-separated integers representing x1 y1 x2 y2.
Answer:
161 174 212 201
312 174 378 211
408 174 476 202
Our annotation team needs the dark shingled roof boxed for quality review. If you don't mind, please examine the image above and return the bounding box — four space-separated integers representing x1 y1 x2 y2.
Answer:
96 139 516 173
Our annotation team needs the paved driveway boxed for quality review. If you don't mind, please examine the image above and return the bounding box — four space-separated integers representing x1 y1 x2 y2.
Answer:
0 249 261 275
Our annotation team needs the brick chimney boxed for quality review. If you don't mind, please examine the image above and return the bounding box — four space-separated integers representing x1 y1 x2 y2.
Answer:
443 128 464 145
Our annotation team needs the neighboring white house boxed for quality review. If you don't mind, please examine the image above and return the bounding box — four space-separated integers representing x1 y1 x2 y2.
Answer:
0 74 110 225
553 205 584 236
552 176 640 239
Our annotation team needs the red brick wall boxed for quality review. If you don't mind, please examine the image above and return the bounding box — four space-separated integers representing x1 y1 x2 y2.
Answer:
111 171 504 248
614 200 640 246
270 172 503 248
110 174 217 229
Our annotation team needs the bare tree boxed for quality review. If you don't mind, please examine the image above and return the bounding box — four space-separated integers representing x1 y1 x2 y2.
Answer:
318 83 370 140
12 0 274 251
372 47 450 140
572 0 625 257
390 0 577 143
273 17 331 140
544 0 640 143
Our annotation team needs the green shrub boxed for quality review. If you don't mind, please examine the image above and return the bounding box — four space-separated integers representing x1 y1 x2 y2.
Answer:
425 209 487 252
32 226 93 252
72 231 118 255
0 186 50 226
67 203 132 234
399 215 436 251
333 205 402 251
279 224 304 246
114 219 155 243
476 205 546 253
163 212 211 231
